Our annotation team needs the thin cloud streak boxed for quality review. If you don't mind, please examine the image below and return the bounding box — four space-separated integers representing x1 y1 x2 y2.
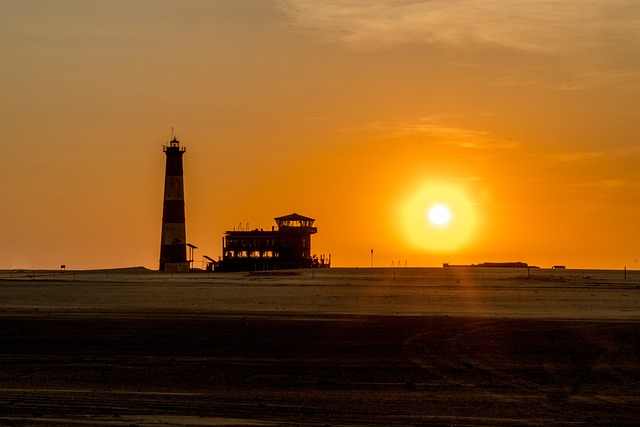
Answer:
549 146 640 164
549 151 605 163
570 178 636 193
361 117 519 149
278 0 640 53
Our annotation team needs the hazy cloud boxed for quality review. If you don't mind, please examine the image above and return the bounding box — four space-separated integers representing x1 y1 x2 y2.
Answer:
549 151 605 163
600 178 630 189
365 117 519 149
572 178 635 193
278 0 640 53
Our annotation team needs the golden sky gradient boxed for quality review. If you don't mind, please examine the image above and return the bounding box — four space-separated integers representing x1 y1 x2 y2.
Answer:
2 0 640 270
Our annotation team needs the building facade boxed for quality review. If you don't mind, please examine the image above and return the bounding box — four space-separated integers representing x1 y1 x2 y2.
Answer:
214 213 330 272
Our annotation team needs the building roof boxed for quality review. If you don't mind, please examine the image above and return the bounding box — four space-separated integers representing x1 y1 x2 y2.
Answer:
274 213 315 222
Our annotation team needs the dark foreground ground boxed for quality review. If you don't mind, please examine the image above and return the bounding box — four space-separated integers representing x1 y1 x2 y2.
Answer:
1 312 639 426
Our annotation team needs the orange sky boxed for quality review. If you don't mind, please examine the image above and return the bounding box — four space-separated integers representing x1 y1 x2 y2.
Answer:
2 1 640 270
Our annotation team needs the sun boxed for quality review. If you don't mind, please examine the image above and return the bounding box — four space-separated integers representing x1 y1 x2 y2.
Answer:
427 204 451 227
401 183 478 252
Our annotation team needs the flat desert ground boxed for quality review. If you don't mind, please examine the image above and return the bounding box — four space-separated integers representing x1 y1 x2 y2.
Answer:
1 267 639 426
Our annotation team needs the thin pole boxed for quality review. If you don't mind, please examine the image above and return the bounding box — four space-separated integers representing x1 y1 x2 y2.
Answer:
370 249 374 279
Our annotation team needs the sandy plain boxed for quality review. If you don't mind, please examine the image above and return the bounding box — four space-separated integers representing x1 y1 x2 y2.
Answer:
0 267 639 426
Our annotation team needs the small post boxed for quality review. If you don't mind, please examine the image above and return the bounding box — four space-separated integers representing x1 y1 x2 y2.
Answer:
187 243 198 271
369 249 374 279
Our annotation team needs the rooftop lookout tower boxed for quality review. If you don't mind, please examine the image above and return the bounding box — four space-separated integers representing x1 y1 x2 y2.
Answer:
275 213 317 232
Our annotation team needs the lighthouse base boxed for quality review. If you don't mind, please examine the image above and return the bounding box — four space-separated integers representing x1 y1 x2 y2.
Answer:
162 262 190 274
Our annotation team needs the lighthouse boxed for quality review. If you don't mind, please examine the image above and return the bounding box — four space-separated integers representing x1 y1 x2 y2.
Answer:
159 137 189 273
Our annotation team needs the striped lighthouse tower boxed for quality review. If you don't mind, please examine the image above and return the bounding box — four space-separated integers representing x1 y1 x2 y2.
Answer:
159 136 190 273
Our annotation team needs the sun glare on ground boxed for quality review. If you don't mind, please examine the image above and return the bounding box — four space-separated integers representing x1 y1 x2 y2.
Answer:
401 183 478 252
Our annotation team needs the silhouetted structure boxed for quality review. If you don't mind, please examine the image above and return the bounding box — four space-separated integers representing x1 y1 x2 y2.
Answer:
214 213 330 272
159 137 189 273
443 262 538 268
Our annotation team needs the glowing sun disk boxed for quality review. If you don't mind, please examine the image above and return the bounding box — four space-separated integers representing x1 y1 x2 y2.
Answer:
428 204 451 226
401 183 477 253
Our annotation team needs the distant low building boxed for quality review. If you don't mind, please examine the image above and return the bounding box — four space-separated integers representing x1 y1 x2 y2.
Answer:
443 262 538 269
213 213 331 272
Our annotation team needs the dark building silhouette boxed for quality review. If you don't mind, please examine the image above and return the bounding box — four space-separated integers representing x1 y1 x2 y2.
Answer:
214 213 330 272
443 262 538 268
159 137 189 273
